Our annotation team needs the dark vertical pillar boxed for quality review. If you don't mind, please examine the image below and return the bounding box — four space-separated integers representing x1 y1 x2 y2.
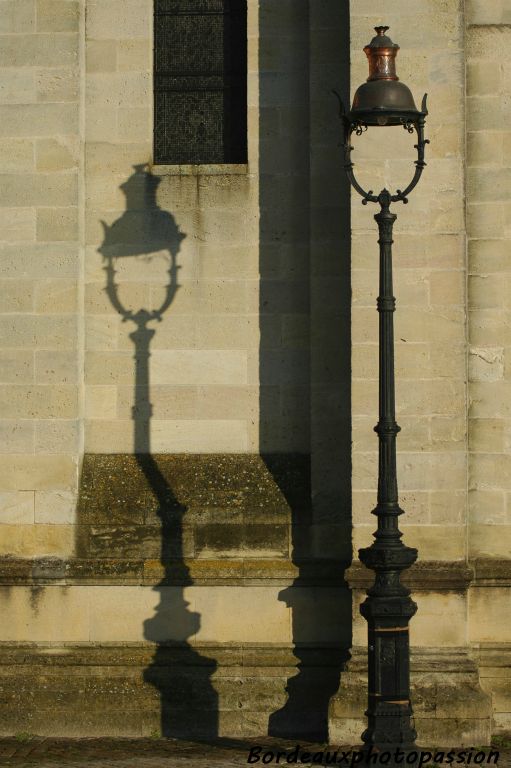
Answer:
358 190 418 751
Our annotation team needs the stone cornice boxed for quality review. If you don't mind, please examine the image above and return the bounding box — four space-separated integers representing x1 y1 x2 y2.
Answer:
346 560 475 591
0 557 349 587
0 556 509 588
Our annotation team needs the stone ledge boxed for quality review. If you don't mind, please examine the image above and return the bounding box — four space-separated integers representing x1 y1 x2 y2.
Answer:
0 641 349 669
473 558 511 586
1 557 510 588
347 561 474 591
0 557 349 587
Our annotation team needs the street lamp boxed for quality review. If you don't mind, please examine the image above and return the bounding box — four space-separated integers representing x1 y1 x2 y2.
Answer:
340 27 428 752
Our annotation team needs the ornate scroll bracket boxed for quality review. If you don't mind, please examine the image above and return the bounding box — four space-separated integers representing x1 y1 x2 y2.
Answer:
336 93 429 208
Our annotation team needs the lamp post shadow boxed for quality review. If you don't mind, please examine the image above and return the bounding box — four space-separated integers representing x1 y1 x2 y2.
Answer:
99 164 218 739
258 2 352 742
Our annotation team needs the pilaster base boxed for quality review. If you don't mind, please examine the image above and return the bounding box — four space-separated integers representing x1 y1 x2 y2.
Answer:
329 647 492 746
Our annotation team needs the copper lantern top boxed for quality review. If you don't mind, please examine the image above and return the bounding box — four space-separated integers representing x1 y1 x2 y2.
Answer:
364 26 399 81
350 26 422 126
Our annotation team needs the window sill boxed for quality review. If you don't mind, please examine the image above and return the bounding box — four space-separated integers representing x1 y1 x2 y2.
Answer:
150 163 249 176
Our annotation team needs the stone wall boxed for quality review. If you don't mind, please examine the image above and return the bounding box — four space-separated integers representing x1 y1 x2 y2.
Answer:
0 0 510 743
466 0 511 734
0 0 82 556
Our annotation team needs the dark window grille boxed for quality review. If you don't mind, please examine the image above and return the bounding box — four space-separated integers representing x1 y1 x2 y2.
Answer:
153 0 247 165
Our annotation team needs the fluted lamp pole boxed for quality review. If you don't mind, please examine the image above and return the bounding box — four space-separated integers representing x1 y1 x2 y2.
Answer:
340 27 429 752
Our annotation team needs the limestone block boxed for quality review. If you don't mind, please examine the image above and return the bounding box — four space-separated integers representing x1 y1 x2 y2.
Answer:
469 489 506 524
85 73 121 108
0 279 34 312
152 418 248 453
0 585 87 640
118 108 151 143
35 490 76 524
467 60 500 96
36 138 78 172
353 524 465 561
0 172 77 207
0 68 35 104
85 106 118 142
36 67 78 102
86 0 151 40
396 379 465 417
85 386 117 419
0 243 78 279
34 351 78 385
34 279 77 314
429 270 465 306
85 418 248 453
469 274 510 310
117 40 150 71
196 174 255 211
468 131 503 166
397 453 466 491
86 40 117 73
116 385 197 420
470 381 511 418
0 350 33 383
85 351 134 385
470 237 511 275
469 308 511 347
469 346 504 382
467 0 505 25
198 279 251 316
395 233 465 270
467 96 503 133
468 167 511 203
0 0 35 33
353 489 429 526
85 316 119 351
0 208 35 242
197 316 260 350
34 419 79 453
37 207 78 242
429 490 465 524
0 384 78 419
469 524 511 558
117 315 198 352
0 491 34 524
0 420 34 453
36 0 79 32
0 454 77 491
150 350 248 387
195 386 258 421
469 418 504 452
84 584 294 643
0 315 77 349
470 452 511 489
85 142 151 176
430 416 466 450
197 209 259 247
0 35 77 68
396 344 432 379
395 307 465 344
0 139 34 172
84 281 150 315
470 587 511 641
353 415 430 452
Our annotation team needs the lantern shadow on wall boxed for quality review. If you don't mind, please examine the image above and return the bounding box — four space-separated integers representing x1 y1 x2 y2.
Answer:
98 163 219 738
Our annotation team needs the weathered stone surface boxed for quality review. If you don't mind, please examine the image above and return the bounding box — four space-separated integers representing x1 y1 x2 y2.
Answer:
0 642 348 739
329 647 493 747
76 454 310 561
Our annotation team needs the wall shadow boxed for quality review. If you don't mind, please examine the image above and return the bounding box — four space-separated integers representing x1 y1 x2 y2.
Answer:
99 164 218 739
258 2 352 741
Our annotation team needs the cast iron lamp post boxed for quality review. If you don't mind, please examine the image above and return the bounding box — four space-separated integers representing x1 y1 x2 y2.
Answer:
340 27 428 752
